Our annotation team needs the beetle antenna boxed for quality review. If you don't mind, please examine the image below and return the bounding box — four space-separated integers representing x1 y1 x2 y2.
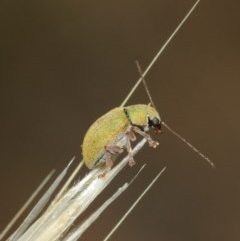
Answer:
162 122 215 168
135 61 215 168
135 61 156 109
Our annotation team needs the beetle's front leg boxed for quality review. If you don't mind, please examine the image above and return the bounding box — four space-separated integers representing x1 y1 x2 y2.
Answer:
131 126 159 148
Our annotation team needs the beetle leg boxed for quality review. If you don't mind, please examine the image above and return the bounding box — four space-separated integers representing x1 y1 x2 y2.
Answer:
102 144 124 169
98 151 115 178
98 160 112 178
131 126 159 148
125 130 136 167
127 129 137 141
102 151 113 168
104 144 124 154
99 145 125 177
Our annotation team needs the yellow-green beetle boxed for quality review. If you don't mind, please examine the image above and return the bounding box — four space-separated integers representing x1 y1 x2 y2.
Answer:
82 104 161 170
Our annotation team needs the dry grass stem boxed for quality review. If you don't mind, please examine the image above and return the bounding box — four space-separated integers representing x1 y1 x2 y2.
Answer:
0 170 55 240
8 139 147 241
63 165 148 241
103 166 166 241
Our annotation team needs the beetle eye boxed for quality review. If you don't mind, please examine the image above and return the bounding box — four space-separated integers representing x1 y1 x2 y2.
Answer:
148 117 161 130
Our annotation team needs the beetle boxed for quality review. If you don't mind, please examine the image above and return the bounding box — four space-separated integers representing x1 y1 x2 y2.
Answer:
82 104 161 171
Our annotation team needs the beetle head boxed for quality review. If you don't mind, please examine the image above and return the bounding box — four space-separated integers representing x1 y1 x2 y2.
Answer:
148 116 161 133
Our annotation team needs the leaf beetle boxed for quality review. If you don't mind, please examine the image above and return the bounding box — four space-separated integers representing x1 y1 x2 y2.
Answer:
82 104 161 171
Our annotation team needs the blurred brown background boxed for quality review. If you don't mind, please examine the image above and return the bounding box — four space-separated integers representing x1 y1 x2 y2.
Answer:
0 0 239 240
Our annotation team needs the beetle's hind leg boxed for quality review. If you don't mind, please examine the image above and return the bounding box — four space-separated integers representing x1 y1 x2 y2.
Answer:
98 145 124 178
104 130 137 169
103 144 124 168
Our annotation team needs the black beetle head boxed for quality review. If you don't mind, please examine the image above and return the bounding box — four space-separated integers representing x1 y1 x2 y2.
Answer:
148 116 162 133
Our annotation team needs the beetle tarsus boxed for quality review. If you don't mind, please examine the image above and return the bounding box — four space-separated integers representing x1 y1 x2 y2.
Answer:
149 140 159 148
98 158 113 178
128 156 136 167
98 172 107 178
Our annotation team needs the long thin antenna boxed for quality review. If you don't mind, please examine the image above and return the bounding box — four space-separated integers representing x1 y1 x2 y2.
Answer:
121 0 202 107
162 122 215 168
135 61 215 168
135 61 157 109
